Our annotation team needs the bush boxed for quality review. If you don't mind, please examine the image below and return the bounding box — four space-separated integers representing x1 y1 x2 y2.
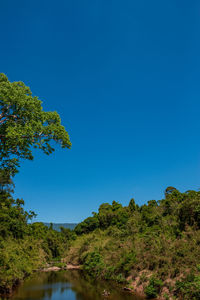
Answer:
115 273 126 283
175 274 200 299
145 276 163 299
116 251 136 275
83 250 104 276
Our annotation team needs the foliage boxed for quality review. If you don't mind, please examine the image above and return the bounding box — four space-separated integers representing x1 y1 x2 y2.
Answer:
83 250 104 276
116 251 137 275
0 73 71 174
175 273 200 299
0 237 46 293
0 189 35 239
145 276 163 298
74 201 129 235
75 214 99 235
67 186 200 299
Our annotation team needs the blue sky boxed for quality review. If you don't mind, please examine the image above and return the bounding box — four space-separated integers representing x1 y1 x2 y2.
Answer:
1 0 200 222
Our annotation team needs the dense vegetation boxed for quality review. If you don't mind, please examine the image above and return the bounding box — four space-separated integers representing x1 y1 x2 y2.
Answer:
65 187 200 299
0 171 75 295
2 179 200 299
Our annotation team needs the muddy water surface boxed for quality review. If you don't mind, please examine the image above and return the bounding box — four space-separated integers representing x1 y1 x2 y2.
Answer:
5 270 144 300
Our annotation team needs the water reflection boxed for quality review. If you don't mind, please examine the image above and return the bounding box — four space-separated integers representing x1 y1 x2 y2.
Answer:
4 270 143 300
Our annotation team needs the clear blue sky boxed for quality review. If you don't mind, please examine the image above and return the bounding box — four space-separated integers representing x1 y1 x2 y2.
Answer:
1 0 200 223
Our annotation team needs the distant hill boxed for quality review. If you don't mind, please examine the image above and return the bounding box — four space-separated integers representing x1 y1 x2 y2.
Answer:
43 223 77 231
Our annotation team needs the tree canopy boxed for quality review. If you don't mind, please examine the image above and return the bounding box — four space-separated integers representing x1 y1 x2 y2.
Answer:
0 74 71 174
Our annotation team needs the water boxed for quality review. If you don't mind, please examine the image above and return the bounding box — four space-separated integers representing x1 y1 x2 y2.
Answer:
4 270 143 300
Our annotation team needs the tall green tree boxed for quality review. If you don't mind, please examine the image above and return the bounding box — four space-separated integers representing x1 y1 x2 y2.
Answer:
0 169 14 193
0 74 71 174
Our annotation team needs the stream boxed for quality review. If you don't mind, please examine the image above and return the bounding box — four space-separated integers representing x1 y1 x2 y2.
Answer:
3 270 144 300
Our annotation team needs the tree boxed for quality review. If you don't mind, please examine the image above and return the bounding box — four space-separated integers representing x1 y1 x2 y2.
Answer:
0 169 14 193
128 198 136 212
0 73 71 175
164 186 177 198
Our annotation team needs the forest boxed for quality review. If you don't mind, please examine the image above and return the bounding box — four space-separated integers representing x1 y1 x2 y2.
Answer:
0 74 200 299
1 175 200 299
67 186 200 299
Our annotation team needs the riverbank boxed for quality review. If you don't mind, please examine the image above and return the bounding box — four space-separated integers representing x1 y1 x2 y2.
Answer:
0 266 145 299
41 264 146 297
0 262 82 298
64 227 200 299
0 237 48 297
65 189 200 299
0 258 192 300
41 263 81 272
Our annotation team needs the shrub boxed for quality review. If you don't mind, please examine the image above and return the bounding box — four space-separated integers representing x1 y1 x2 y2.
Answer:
145 276 163 299
116 251 137 275
175 274 200 299
83 250 104 276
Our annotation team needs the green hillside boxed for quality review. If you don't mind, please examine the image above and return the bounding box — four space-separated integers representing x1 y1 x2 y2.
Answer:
65 187 200 299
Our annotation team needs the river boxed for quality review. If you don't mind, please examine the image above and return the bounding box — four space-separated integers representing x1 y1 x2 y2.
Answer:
2 270 144 300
